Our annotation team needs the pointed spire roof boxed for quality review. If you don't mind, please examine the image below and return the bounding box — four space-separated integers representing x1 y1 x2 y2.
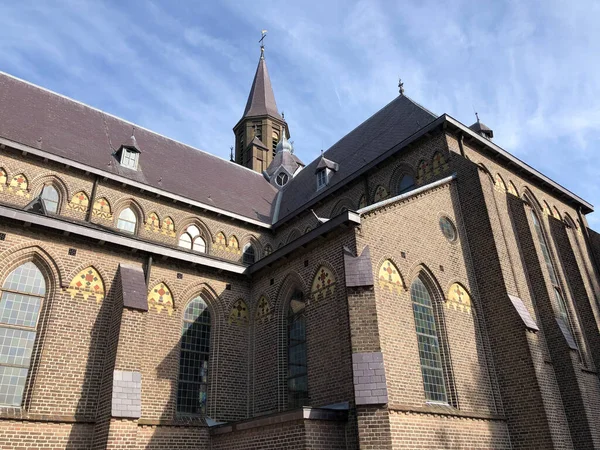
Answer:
242 47 282 119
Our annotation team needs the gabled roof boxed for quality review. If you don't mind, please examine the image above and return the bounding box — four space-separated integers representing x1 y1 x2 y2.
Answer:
275 95 438 224
0 72 278 224
241 50 281 120
266 150 304 178
250 136 269 150
315 155 339 173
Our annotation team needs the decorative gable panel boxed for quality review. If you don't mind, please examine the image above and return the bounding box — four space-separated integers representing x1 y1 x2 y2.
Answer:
67 267 105 302
161 216 175 236
378 260 404 293
148 282 174 315
92 197 112 219
145 212 160 232
68 191 89 212
311 266 336 300
8 173 30 197
446 283 471 313
228 299 249 326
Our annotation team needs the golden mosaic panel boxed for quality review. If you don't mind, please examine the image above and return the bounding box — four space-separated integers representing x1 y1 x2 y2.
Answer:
228 299 249 326
148 282 174 315
0 169 6 192
263 244 273 256
145 212 160 232
358 195 367 209
68 191 89 212
215 232 227 250
446 283 471 313
92 197 112 219
552 207 561 220
255 295 272 323
8 173 30 197
373 185 389 203
227 235 240 254
494 174 506 193
432 152 449 175
378 260 404 293
66 267 105 302
161 216 175 236
310 266 336 300
416 160 431 185
507 182 518 197
542 201 551 216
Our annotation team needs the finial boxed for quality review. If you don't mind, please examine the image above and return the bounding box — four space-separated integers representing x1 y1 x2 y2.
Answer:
259 30 267 59
398 78 404 96
475 111 480 123
281 111 285 120
230 146 234 162
321 149 324 156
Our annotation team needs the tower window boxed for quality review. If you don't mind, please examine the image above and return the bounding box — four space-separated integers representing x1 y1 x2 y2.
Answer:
120 148 139 170
276 172 289 187
41 185 59 214
272 130 280 155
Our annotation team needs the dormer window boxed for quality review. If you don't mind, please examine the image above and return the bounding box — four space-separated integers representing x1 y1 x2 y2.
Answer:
120 148 139 170
276 172 289 187
316 169 329 190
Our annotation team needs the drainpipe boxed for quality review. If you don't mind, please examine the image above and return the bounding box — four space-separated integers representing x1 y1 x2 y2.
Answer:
86 176 99 222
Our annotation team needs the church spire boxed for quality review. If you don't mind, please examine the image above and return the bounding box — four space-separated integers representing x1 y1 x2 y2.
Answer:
241 43 281 120
233 32 288 173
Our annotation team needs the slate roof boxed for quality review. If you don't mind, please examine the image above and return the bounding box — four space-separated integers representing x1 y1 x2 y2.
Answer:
266 150 305 178
0 72 278 223
241 52 281 120
275 95 438 222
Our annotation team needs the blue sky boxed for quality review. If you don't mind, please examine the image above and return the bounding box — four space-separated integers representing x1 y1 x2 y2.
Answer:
1 0 599 226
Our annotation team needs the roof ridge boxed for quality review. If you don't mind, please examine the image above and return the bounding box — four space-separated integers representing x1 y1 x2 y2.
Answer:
401 94 438 119
0 70 265 178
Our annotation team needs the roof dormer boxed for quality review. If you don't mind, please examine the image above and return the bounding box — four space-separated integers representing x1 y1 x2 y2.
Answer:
315 154 339 191
116 134 141 170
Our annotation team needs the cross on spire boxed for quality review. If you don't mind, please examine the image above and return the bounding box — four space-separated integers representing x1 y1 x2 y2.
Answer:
259 29 267 59
398 78 404 95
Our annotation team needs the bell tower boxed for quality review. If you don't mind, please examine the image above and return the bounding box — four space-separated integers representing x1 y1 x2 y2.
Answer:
233 37 288 173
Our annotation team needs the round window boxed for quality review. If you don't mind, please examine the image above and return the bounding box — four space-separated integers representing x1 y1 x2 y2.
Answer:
439 217 457 242
276 172 289 186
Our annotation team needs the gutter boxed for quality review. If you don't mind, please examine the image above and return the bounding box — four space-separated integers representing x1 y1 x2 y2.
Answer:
0 137 272 229
0 204 247 275
358 174 456 215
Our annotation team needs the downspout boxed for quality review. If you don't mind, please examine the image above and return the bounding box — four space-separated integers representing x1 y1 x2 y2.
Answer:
457 133 466 158
145 255 153 287
86 176 100 222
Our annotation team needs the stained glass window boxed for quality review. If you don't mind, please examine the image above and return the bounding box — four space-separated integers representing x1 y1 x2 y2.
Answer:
439 217 457 242
41 185 59 213
179 225 206 253
0 262 46 406
411 277 447 403
177 296 210 415
531 211 558 285
117 207 137 234
287 289 308 408
242 244 255 265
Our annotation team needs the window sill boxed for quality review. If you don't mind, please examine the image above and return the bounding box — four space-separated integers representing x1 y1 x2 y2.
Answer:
0 409 95 423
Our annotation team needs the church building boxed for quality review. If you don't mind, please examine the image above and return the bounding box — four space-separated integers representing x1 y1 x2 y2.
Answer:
0 41 600 449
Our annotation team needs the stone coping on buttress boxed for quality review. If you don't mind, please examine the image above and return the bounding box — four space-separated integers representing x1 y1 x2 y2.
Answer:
210 407 349 436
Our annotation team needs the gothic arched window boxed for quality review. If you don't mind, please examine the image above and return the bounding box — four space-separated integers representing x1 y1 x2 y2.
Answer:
287 289 308 408
177 296 211 415
117 207 137 234
179 225 207 253
41 185 60 214
0 262 46 406
410 277 447 403
242 243 256 265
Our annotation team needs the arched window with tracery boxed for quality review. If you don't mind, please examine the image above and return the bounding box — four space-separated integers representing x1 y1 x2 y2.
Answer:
179 225 207 253
287 288 308 408
396 174 415 195
410 276 447 403
177 295 211 415
0 262 46 406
